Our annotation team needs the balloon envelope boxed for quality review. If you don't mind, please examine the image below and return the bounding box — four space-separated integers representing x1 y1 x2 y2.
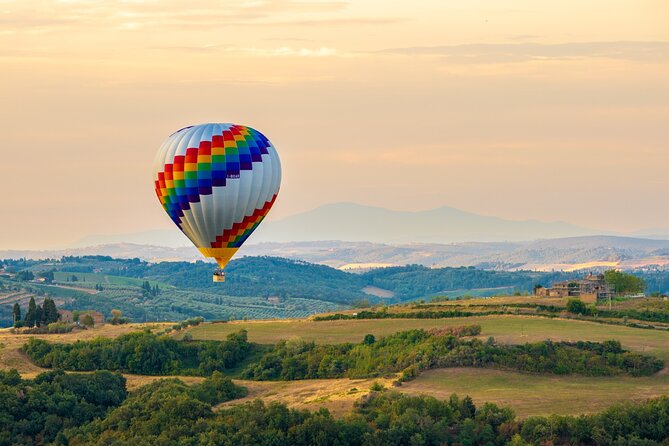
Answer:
153 123 281 269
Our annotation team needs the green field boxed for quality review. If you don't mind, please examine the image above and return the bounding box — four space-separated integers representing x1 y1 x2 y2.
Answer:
401 367 669 417
186 315 669 359
52 272 171 288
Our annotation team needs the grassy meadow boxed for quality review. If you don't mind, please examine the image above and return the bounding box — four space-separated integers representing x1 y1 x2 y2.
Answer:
400 367 669 418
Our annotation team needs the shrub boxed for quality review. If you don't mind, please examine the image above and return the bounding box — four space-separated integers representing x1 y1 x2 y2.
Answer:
47 321 74 333
566 298 589 315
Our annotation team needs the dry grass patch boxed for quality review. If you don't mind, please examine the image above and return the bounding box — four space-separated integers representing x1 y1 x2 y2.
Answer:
218 377 396 416
123 374 205 391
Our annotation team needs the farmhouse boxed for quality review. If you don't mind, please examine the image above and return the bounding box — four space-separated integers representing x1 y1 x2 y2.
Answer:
57 309 105 326
535 273 614 303
57 309 74 323
78 311 105 326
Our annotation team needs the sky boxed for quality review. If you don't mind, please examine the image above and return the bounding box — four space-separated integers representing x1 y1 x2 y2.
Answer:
1 0 668 249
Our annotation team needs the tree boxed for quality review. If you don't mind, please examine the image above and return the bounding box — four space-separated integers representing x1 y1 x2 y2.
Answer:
362 334 376 345
17 270 34 281
81 314 95 328
566 298 588 315
110 309 123 324
12 303 21 327
35 305 44 327
24 297 37 327
40 270 54 283
43 298 59 324
604 270 646 295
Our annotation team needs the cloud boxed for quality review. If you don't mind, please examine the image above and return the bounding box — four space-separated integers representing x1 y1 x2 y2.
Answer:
148 44 338 57
0 0 402 33
378 41 669 63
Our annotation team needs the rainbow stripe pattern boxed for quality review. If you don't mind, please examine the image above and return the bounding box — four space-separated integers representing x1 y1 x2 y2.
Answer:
153 123 281 263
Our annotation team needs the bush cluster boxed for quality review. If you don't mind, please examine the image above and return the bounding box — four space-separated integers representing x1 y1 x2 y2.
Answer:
0 369 247 446
23 329 252 376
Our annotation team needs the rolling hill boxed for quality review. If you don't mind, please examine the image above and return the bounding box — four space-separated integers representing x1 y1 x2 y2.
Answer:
7 235 669 272
0 255 575 326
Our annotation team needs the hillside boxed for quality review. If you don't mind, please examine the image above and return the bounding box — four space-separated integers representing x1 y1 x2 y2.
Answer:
4 255 669 327
7 234 669 272
0 255 583 327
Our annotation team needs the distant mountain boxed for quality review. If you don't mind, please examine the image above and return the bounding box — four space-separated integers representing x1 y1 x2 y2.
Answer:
242 236 669 271
73 229 191 248
252 202 602 244
6 203 669 271
67 202 669 248
628 228 669 240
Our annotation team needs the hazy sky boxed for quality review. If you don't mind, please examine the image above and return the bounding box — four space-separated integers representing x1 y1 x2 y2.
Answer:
1 0 668 249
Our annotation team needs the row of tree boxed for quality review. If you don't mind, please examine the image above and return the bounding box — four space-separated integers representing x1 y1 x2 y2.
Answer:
25 326 661 380
23 329 253 375
141 280 161 297
241 329 663 381
12 297 59 328
14 269 55 283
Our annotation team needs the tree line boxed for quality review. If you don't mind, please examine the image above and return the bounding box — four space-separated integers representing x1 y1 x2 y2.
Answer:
319 301 669 327
23 329 253 376
241 328 663 381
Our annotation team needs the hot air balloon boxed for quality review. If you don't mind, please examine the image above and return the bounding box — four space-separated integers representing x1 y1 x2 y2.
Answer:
153 123 281 282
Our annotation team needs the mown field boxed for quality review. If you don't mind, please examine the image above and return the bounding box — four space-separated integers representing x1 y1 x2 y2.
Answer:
184 314 669 360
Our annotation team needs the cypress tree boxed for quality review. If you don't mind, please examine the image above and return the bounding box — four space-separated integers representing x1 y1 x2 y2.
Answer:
24 297 37 327
43 298 59 324
35 305 44 327
12 303 21 327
